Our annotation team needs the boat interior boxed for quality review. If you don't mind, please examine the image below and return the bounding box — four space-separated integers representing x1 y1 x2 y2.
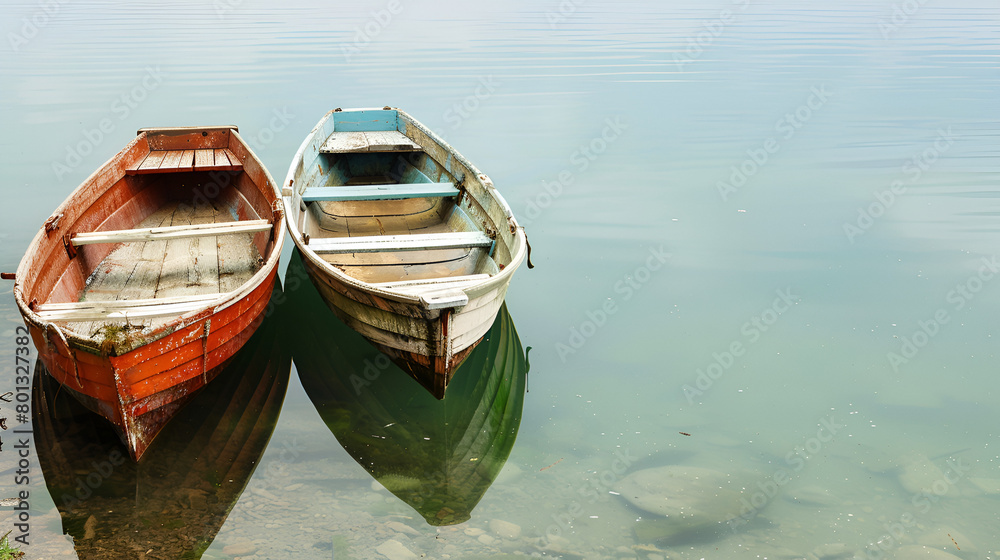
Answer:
26 133 277 342
298 140 500 288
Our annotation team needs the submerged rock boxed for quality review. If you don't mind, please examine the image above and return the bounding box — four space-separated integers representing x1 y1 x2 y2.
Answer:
84 515 97 540
221 541 257 556
613 466 752 542
897 454 947 494
785 485 840 507
968 476 1000 495
813 543 853 559
376 539 418 560
894 545 962 560
489 518 522 539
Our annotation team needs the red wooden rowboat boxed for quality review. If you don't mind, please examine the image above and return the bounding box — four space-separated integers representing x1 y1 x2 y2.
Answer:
13 126 284 460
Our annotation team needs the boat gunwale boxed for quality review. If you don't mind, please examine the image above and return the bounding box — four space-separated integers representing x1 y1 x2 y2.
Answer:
13 126 285 353
282 107 526 307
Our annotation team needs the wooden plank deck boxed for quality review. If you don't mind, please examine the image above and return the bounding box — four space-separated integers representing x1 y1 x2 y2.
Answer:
319 130 422 154
126 149 244 175
72 201 262 338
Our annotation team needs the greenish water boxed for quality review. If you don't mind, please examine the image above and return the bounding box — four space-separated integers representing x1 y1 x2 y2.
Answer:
1 0 999 558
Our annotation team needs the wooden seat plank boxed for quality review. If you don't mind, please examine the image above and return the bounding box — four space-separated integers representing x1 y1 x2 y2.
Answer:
137 151 167 172
223 148 240 167
71 220 272 246
126 150 203 175
214 149 239 171
36 293 232 322
126 153 149 174
319 130 423 154
179 150 196 170
363 131 422 152
320 131 369 153
194 149 214 169
309 231 492 254
159 150 184 170
40 292 231 312
302 182 458 202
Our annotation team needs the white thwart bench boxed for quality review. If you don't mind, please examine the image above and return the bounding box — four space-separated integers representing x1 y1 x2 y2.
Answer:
34 292 236 322
371 274 492 309
309 232 492 254
71 220 272 246
371 274 491 291
301 182 458 202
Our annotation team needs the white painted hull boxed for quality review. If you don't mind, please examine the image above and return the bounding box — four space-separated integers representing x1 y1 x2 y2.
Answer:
283 107 526 397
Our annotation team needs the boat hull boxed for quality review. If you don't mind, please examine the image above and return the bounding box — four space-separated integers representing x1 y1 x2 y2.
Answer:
284 108 525 398
14 125 284 459
26 271 276 458
33 289 291 558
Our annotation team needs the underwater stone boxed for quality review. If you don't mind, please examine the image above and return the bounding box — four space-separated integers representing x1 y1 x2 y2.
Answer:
376 539 418 560
490 519 522 539
812 543 853 559
894 545 962 560
614 465 755 543
897 455 947 494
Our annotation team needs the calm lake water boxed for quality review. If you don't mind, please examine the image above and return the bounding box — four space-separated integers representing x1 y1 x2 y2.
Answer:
2 0 1000 558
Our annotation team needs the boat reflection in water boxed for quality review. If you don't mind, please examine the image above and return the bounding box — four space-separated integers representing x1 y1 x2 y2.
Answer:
33 285 290 560
287 249 527 526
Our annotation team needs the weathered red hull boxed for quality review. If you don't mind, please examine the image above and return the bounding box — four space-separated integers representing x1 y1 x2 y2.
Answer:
13 126 284 459
27 271 276 458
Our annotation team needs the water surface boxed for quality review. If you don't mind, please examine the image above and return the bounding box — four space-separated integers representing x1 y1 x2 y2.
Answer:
2 0 999 558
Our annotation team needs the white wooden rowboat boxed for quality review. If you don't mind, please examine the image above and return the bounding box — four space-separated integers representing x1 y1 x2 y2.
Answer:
282 107 528 398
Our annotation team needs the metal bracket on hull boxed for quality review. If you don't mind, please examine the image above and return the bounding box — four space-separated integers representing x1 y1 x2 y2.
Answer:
62 233 77 260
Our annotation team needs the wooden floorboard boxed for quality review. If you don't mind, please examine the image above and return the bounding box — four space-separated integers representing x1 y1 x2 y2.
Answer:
74 201 260 339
